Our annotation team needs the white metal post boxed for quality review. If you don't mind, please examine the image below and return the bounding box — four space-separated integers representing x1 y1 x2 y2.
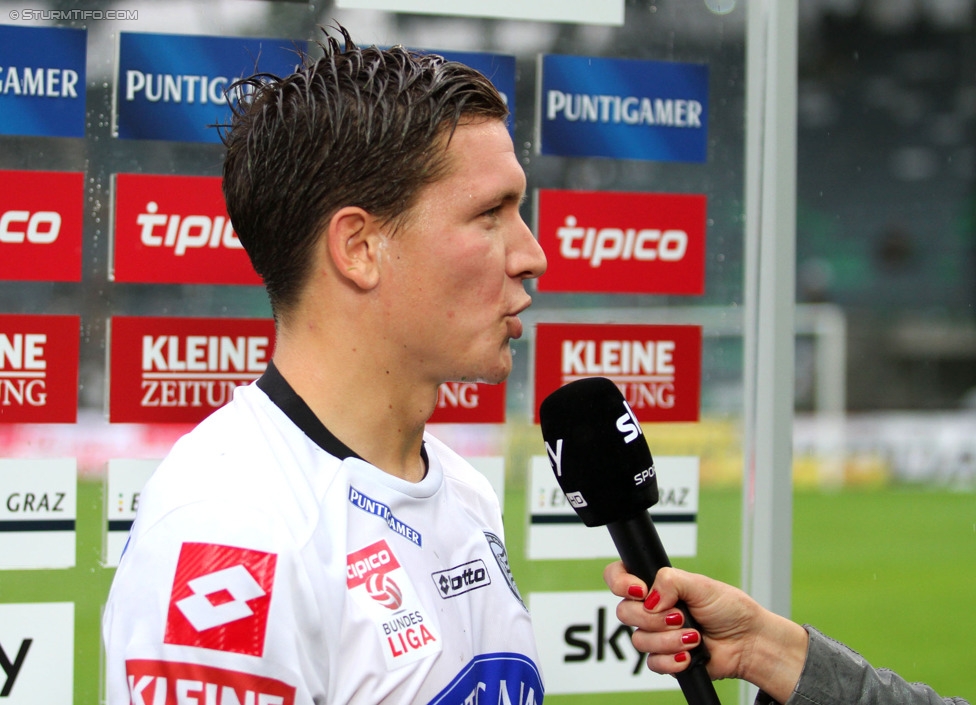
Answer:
741 0 798 702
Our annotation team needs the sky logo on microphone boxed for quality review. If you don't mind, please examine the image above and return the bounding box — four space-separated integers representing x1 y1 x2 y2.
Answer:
615 400 642 443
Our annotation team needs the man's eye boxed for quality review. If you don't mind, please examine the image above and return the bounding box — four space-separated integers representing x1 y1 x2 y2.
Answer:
482 206 500 218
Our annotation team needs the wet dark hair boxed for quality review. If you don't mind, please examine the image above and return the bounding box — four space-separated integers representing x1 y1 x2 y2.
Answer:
221 24 508 319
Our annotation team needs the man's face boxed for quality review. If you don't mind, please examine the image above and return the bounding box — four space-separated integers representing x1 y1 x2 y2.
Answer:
379 118 547 386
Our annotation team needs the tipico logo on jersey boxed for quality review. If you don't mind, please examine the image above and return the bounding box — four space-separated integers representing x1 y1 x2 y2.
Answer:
125 660 296 705
108 316 274 424
348 487 422 547
112 173 260 285
346 540 441 669
0 315 79 423
428 381 506 424
115 32 300 143
164 542 277 657
0 25 86 138
0 170 84 282
537 53 708 162
536 189 706 295
534 323 702 423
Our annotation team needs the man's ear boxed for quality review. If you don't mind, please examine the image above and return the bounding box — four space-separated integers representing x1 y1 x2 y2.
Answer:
327 206 384 290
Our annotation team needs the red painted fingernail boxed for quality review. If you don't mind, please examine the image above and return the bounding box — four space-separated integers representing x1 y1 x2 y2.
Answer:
674 651 689 663
644 589 661 610
665 612 683 626
681 632 699 645
628 585 644 599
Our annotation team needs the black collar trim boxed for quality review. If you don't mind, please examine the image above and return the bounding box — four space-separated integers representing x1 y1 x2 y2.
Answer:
255 361 430 472
256 361 361 461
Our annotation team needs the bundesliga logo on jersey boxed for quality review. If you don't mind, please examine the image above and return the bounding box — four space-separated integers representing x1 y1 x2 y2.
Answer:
164 542 277 657
346 540 441 669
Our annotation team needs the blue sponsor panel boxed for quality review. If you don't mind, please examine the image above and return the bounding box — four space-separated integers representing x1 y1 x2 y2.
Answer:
538 54 709 163
429 652 544 705
437 50 516 137
115 32 302 143
0 25 87 138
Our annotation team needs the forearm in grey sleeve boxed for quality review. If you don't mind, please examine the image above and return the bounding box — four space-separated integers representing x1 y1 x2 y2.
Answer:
756 626 970 705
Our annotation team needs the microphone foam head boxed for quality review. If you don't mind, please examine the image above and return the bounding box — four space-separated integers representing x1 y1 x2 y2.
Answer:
539 377 658 527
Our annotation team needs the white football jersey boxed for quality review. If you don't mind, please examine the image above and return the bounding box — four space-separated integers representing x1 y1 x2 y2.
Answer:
103 364 544 704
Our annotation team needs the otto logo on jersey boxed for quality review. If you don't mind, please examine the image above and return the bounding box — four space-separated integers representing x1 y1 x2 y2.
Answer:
536 189 706 295
125 660 296 705
0 170 83 282
164 542 277 657
534 322 702 423
112 173 261 285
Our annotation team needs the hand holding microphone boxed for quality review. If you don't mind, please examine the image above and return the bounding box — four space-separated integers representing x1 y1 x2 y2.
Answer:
539 376 721 705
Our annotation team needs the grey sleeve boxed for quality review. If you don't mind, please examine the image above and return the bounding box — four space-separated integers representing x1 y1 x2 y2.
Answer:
754 626 969 705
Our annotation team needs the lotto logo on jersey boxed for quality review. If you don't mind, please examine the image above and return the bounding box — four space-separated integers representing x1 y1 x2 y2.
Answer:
164 542 277 657
112 173 261 285
536 189 706 295
125 660 296 705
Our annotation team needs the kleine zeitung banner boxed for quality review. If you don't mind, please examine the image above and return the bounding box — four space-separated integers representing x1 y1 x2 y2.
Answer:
108 316 275 424
534 323 702 423
535 189 706 295
0 314 79 424
428 382 506 424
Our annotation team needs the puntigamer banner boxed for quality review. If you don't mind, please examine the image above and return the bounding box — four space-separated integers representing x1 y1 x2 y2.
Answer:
537 54 709 163
0 25 87 138
437 50 516 138
114 32 301 143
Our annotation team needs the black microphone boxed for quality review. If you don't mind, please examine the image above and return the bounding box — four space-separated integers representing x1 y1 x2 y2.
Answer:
539 376 720 705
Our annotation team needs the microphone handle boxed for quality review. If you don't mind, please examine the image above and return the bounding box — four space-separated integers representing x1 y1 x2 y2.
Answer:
607 512 721 705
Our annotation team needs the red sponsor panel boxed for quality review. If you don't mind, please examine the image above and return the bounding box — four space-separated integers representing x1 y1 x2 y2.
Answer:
164 542 278 657
125 660 296 704
535 189 706 295
534 322 701 423
428 381 506 423
0 170 84 282
346 540 401 589
108 316 274 423
0 314 79 423
112 173 262 285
